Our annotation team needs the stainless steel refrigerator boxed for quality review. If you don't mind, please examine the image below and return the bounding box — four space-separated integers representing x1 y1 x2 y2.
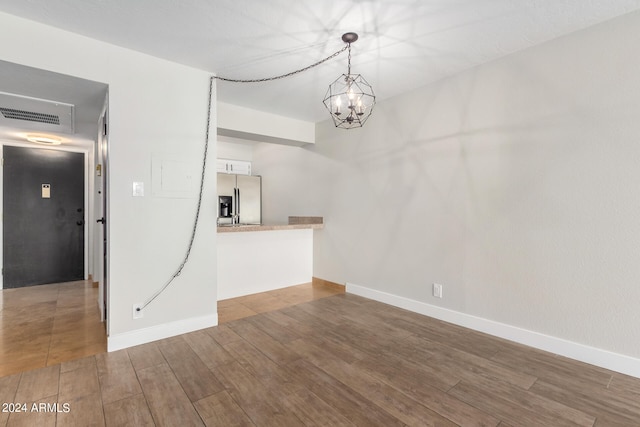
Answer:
217 173 262 225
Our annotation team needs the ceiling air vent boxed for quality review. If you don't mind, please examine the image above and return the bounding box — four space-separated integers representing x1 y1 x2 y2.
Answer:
0 108 61 125
0 92 74 134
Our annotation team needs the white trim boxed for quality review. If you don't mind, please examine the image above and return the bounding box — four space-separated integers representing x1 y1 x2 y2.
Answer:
107 313 218 352
83 149 90 281
346 283 640 379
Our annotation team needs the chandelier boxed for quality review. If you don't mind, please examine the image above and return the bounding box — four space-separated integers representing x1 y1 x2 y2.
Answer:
323 33 376 129
215 32 375 129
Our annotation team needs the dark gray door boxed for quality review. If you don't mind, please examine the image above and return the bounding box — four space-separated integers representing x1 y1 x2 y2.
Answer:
3 145 85 288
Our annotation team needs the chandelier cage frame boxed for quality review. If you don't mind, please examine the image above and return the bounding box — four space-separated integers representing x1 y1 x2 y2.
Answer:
322 32 376 129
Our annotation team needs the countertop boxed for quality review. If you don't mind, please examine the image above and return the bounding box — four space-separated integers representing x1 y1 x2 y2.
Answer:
217 223 324 233
217 216 324 233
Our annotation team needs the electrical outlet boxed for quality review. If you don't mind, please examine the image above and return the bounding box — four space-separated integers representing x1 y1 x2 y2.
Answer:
433 283 443 299
133 304 143 319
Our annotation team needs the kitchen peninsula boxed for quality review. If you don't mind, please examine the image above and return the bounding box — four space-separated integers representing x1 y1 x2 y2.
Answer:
217 216 323 300
217 217 323 233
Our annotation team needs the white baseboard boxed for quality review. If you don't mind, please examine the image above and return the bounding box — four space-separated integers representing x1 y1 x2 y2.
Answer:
347 283 640 379
107 313 218 352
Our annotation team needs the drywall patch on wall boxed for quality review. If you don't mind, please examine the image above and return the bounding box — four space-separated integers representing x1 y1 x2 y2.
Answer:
151 154 198 198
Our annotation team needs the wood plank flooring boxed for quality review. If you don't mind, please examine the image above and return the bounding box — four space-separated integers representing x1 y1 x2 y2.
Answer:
0 281 338 379
217 282 345 323
2 286 640 425
0 280 106 377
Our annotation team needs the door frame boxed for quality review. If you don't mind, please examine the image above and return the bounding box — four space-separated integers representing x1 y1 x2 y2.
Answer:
0 140 91 290
96 100 109 325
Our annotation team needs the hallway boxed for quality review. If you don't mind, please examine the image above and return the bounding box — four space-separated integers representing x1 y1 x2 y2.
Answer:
0 280 106 377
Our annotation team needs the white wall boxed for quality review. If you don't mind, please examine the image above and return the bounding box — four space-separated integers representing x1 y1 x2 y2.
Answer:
218 102 315 146
0 12 218 349
217 136 255 162
252 10 640 371
217 229 313 300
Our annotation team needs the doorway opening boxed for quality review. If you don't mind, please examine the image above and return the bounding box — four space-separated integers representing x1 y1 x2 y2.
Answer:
0 59 109 371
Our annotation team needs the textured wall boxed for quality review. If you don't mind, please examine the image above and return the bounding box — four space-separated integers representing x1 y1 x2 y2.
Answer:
253 10 640 359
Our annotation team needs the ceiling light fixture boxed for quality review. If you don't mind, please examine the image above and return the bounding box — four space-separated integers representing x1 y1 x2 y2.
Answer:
323 33 375 129
215 32 375 129
26 134 62 145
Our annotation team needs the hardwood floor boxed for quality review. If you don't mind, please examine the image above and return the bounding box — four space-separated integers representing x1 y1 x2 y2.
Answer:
218 282 345 323
2 284 640 425
0 281 338 378
0 280 106 377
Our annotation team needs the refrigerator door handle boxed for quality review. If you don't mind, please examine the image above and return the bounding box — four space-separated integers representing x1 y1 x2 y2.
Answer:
233 188 237 215
236 188 240 217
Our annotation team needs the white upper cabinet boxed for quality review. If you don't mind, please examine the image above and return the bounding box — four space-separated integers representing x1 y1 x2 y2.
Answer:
217 158 252 175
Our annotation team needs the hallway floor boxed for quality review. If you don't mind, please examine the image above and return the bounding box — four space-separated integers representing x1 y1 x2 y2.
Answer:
0 280 106 377
0 280 344 378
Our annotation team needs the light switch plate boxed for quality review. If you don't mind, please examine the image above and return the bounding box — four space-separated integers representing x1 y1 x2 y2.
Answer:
132 181 144 197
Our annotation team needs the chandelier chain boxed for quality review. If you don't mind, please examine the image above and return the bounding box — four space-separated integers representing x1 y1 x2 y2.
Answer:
214 45 349 83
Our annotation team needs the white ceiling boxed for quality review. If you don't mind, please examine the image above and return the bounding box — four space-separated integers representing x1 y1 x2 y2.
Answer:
0 0 639 143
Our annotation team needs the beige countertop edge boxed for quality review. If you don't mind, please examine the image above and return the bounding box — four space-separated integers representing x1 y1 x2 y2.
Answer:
217 223 324 233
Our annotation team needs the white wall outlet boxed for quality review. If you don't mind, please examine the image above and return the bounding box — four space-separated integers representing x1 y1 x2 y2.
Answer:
133 304 144 319
433 283 443 299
